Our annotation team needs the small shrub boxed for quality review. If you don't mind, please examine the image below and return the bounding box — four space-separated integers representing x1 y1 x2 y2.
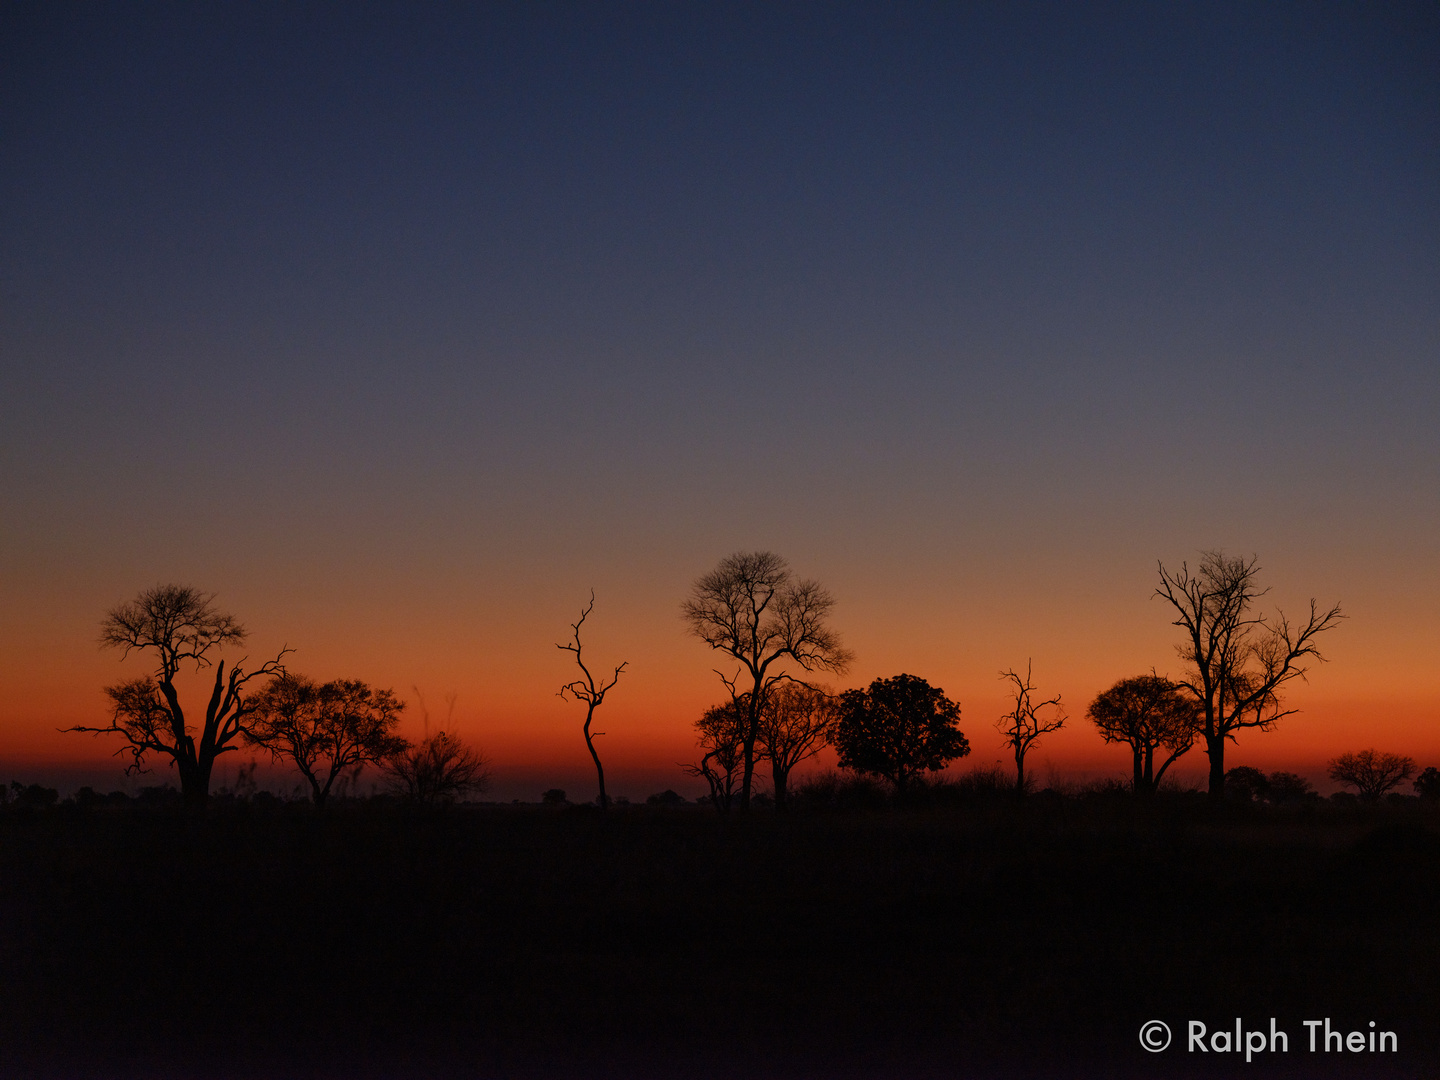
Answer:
542 789 568 805
646 789 686 807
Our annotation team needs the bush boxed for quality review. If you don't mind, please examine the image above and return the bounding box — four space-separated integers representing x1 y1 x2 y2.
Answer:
646 790 686 807
542 789 568 805
795 770 889 810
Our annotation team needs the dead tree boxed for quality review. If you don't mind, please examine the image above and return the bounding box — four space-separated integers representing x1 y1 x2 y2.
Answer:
68 584 289 808
1157 551 1342 798
558 591 627 810
997 661 1065 793
682 551 852 810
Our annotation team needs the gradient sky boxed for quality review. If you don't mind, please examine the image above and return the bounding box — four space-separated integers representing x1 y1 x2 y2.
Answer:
2 2 1437 800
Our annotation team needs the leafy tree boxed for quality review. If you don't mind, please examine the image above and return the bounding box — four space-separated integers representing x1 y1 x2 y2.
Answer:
684 698 748 813
244 674 408 809
1415 767 1440 800
682 551 853 811
1224 765 1270 803
832 674 969 794
67 585 289 808
557 592 627 811
1086 674 1199 794
1327 749 1415 801
1264 771 1315 804
383 730 489 807
756 681 836 810
1157 551 1342 799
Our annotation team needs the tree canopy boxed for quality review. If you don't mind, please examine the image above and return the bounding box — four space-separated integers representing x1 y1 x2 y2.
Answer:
832 674 969 794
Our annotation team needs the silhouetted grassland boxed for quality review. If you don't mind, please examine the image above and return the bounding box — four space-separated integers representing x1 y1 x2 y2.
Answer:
1 791 1437 1079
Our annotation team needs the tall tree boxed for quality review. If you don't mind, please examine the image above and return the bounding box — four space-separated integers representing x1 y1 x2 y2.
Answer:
832 674 969 795
1157 551 1342 799
68 585 288 808
1086 674 1200 794
557 592 627 810
244 674 408 808
682 551 852 810
996 661 1065 793
756 681 836 810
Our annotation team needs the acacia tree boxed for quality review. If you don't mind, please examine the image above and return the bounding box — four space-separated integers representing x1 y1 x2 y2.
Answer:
684 698 748 813
244 675 408 808
1328 749 1415 801
833 674 969 794
682 551 852 811
557 592 627 810
1157 551 1343 799
1086 674 1199 794
996 661 1065 793
67 585 288 808
756 681 836 810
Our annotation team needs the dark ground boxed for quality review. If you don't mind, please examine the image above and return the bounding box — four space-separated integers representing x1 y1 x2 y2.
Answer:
1 791 1437 1079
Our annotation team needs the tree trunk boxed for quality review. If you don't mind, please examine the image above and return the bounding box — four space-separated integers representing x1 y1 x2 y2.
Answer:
772 764 788 810
1205 732 1227 799
1132 748 1144 793
179 757 209 809
739 687 762 812
584 707 608 810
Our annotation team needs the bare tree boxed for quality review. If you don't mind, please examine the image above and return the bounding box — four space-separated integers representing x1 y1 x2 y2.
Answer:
756 681 836 810
1157 551 1343 799
67 585 289 808
996 661 1065 794
1086 674 1200 794
682 551 853 810
244 674 408 809
683 699 748 813
1328 749 1415 801
557 592 627 810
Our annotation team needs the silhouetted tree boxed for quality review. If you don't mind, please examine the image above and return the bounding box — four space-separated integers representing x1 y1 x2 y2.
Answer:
833 674 969 795
1265 771 1315 804
1086 674 1199 794
67 585 289 808
684 698 748 813
383 730 489 807
682 551 853 811
1157 551 1342 799
1415 767 1440 800
1327 749 1415 801
244 674 408 809
542 788 568 806
996 661 1065 793
1224 765 1270 803
557 592 627 811
756 681 836 810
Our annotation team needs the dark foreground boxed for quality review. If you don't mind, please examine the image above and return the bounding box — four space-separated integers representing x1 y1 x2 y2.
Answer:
1 792 1437 1080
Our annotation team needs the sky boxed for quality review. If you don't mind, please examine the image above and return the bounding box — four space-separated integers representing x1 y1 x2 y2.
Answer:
2 1 1437 800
